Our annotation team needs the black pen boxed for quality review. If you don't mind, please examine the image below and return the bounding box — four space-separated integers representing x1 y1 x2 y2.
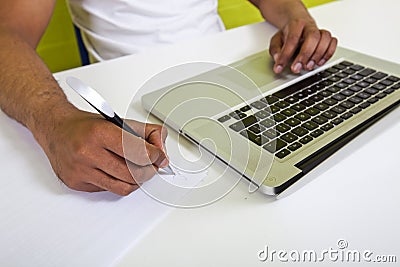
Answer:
66 76 174 175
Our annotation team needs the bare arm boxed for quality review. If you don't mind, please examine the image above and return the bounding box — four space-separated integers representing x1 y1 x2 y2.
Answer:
0 0 169 195
249 0 337 73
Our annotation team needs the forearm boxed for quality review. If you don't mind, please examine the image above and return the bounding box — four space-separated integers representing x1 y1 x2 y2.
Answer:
249 0 314 29
0 27 77 144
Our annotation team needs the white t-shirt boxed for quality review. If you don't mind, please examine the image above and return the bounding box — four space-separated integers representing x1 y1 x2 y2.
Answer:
66 0 225 61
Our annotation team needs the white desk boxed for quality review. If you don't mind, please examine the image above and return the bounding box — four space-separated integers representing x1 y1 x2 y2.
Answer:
1 0 399 266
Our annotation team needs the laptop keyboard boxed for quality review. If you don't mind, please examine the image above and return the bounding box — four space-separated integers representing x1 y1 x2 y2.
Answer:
218 61 400 159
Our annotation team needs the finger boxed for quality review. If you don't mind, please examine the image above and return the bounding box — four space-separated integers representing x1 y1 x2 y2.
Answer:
89 168 140 196
276 23 304 71
125 161 158 184
98 149 158 184
291 28 321 73
100 122 165 167
131 121 169 167
144 123 168 150
308 30 333 68
125 119 168 153
317 37 338 66
124 120 167 144
97 149 137 184
269 32 284 73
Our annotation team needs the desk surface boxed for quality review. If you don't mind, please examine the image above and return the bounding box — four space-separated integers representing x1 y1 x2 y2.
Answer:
1 0 399 266
113 1 400 266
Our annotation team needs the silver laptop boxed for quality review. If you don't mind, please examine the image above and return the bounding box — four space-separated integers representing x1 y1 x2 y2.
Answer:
141 46 400 195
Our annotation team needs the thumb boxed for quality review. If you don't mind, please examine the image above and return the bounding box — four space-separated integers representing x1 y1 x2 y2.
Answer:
146 142 169 168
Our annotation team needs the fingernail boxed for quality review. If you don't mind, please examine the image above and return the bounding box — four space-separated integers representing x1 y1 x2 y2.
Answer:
306 60 315 70
293 62 302 73
274 65 283 73
318 59 326 66
159 158 169 168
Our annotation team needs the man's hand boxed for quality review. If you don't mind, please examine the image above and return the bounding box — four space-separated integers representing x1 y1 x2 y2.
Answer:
269 18 337 74
249 0 338 74
39 110 169 196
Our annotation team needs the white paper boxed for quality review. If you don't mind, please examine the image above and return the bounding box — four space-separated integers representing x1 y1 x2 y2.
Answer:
0 112 206 267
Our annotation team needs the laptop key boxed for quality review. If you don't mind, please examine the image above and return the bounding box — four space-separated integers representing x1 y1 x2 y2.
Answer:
288 142 302 151
376 92 386 99
340 101 355 109
332 117 344 125
262 95 279 104
332 94 346 101
263 129 279 139
251 101 267 109
321 123 334 131
371 72 388 80
359 102 370 109
263 138 287 153
276 149 291 159
270 105 280 113
391 83 400 89
275 101 290 109
281 108 296 116
229 111 246 119
323 98 338 106
351 74 364 80
285 96 299 104
260 118 275 128
240 105 251 112
281 132 298 143
348 96 363 104
295 112 311 121
299 135 313 144
350 107 362 114
350 64 364 71
273 113 287 122
368 97 379 104
384 88 395 94
218 115 231 123
314 103 329 111
276 123 291 133
349 85 362 92
355 92 371 99
322 111 337 119
302 121 319 131
255 110 270 119
331 105 346 114
365 88 379 95
291 103 307 111
312 115 328 125
249 124 265 134
310 129 324 138
285 118 301 127
358 68 375 77
340 61 354 66
387 75 400 82
380 79 394 86
292 126 309 137
229 115 258 131
341 112 353 120
372 84 386 90
305 107 320 116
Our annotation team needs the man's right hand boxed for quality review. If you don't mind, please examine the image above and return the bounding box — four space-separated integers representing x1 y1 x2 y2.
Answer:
37 109 169 196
